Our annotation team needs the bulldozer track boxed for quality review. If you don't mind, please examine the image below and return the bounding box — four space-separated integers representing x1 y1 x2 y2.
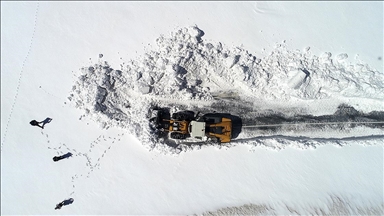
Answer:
242 121 384 128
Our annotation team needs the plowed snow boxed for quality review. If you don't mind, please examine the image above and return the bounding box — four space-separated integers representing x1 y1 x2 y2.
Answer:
68 26 384 153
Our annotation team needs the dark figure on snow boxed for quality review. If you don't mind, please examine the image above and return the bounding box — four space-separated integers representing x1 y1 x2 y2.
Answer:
55 198 74 210
30 120 44 129
29 117 52 129
53 152 73 162
55 201 64 210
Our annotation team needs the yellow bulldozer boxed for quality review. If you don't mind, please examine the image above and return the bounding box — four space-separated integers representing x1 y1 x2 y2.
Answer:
149 109 232 143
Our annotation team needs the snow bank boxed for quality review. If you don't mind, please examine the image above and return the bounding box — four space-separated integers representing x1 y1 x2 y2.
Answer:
68 26 384 153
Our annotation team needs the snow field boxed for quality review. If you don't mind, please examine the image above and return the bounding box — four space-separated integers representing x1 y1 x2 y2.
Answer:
2 2 383 215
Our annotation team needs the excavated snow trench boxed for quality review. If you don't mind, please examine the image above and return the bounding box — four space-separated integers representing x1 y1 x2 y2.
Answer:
157 100 384 149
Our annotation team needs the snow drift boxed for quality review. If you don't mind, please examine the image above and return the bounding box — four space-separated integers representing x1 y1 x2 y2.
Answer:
68 26 384 153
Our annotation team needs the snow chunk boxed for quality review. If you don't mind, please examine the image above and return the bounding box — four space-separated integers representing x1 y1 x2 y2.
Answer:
336 53 348 61
138 85 151 94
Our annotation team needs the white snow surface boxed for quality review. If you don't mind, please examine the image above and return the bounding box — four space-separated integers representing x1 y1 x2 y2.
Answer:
1 1 383 215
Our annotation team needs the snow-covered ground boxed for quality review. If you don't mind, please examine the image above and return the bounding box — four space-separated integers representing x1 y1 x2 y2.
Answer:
1 1 383 215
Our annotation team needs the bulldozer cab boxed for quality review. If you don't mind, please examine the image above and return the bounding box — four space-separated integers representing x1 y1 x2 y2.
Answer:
188 121 206 139
189 116 232 143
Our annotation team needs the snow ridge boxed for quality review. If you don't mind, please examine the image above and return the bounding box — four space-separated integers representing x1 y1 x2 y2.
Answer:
68 26 384 153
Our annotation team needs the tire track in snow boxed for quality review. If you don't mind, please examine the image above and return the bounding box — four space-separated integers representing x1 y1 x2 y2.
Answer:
1 2 40 151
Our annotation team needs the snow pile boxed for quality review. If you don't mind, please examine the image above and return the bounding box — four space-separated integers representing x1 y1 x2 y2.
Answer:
68 26 384 152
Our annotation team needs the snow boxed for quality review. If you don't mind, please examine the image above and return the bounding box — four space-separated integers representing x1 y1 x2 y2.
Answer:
67 25 384 153
1 1 383 215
